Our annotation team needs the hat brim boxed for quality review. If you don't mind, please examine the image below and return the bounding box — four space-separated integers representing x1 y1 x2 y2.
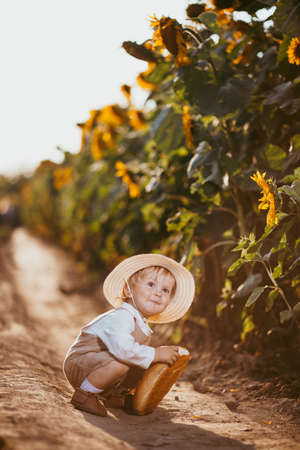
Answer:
103 254 195 323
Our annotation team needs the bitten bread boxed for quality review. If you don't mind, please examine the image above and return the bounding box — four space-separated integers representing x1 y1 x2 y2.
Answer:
132 347 190 415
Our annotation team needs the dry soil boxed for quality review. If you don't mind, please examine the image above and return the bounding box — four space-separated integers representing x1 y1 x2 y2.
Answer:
0 228 299 449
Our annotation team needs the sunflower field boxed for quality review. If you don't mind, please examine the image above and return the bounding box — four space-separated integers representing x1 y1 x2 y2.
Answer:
15 0 300 367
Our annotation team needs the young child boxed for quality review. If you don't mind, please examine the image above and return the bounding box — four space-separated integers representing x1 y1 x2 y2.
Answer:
63 253 195 416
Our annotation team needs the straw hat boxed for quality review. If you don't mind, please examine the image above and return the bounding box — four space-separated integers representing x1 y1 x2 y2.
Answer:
103 253 195 324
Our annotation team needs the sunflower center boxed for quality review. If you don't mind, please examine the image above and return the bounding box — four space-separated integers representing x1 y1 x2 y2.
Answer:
295 44 300 58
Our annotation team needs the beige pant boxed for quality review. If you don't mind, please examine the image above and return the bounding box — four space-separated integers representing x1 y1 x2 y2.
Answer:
63 332 146 393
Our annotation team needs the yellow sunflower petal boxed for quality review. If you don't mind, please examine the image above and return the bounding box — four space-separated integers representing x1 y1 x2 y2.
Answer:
287 36 300 66
121 84 131 102
182 105 193 148
115 160 127 177
128 181 141 198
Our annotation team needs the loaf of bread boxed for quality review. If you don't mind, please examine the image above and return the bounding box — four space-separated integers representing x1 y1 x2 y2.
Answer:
132 347 190 415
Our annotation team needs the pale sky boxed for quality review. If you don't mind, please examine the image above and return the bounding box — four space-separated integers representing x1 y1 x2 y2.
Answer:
0 0 188 176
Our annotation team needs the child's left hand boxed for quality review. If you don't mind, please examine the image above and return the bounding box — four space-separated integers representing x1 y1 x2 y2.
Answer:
153 345 179 365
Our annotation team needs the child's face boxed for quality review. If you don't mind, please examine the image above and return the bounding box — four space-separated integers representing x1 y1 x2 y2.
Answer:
129 270 175 318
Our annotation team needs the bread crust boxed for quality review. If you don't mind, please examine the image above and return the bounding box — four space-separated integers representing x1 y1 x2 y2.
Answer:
132 348 190 415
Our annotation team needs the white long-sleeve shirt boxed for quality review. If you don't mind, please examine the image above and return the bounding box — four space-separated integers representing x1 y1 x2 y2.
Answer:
85 303 155 369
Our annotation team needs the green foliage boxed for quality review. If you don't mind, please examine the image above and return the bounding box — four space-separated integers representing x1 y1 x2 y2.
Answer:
14 1 300 354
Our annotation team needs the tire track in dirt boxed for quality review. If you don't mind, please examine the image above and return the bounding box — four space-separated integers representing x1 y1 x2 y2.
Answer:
0 228 299 449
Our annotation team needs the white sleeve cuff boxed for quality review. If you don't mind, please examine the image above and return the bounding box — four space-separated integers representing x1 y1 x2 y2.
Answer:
142 345 156 369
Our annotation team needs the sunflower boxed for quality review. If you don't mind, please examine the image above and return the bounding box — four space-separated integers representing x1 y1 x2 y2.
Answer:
226 30 243 54
186 4 206 18
182 105 193 148
150 15 190 67
121 84 131 103
102 127 115 150
250 171 278 227
128 109 146 130
137 73 156 90
211 0 236 9
150 14 165 48
76 123 87 151
136 62 156 90
90 129 103 160
216 9 233 26
233 43 253 65
115 160 127 178
99 105 126 127
53 167 73 190
115 161 141 198
122 41 157 63
128 181 141 198
287 36 300 65
85 110 100 132
174 27 191 68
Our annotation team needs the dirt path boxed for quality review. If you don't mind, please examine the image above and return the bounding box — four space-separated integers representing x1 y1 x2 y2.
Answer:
0 228 299 449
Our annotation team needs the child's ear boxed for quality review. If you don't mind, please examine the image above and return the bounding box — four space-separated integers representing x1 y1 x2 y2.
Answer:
124 279 133 298
123 285 129 297
123 281 131 299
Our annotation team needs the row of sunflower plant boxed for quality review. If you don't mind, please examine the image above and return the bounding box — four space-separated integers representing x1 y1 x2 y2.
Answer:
0 175 22 242
18 0 300 361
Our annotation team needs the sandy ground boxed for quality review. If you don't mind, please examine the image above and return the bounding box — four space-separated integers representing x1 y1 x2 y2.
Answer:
0 228 299 450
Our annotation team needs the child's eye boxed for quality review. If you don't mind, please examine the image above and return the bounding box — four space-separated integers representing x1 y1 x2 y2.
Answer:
162 288 169 294
147 281 155 287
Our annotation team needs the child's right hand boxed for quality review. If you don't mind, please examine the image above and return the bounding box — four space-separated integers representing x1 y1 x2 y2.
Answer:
154 346 179 365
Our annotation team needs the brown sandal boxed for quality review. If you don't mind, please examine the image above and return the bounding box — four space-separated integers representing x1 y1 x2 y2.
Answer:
104 392 135 413
71 388 108 416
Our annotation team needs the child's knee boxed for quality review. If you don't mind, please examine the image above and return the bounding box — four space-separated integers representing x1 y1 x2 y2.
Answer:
108 360 130 378
87 360 130 388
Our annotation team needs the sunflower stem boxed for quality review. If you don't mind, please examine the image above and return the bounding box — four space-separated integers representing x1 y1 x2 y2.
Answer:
233 185 247 236
201 240 236 256
208 58 218 82
262 260 292 311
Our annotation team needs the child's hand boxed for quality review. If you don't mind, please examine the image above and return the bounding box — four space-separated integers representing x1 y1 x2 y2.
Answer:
154 346 179 365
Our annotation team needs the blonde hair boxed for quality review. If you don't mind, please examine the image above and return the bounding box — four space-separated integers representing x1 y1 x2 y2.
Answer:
122 265 176 301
